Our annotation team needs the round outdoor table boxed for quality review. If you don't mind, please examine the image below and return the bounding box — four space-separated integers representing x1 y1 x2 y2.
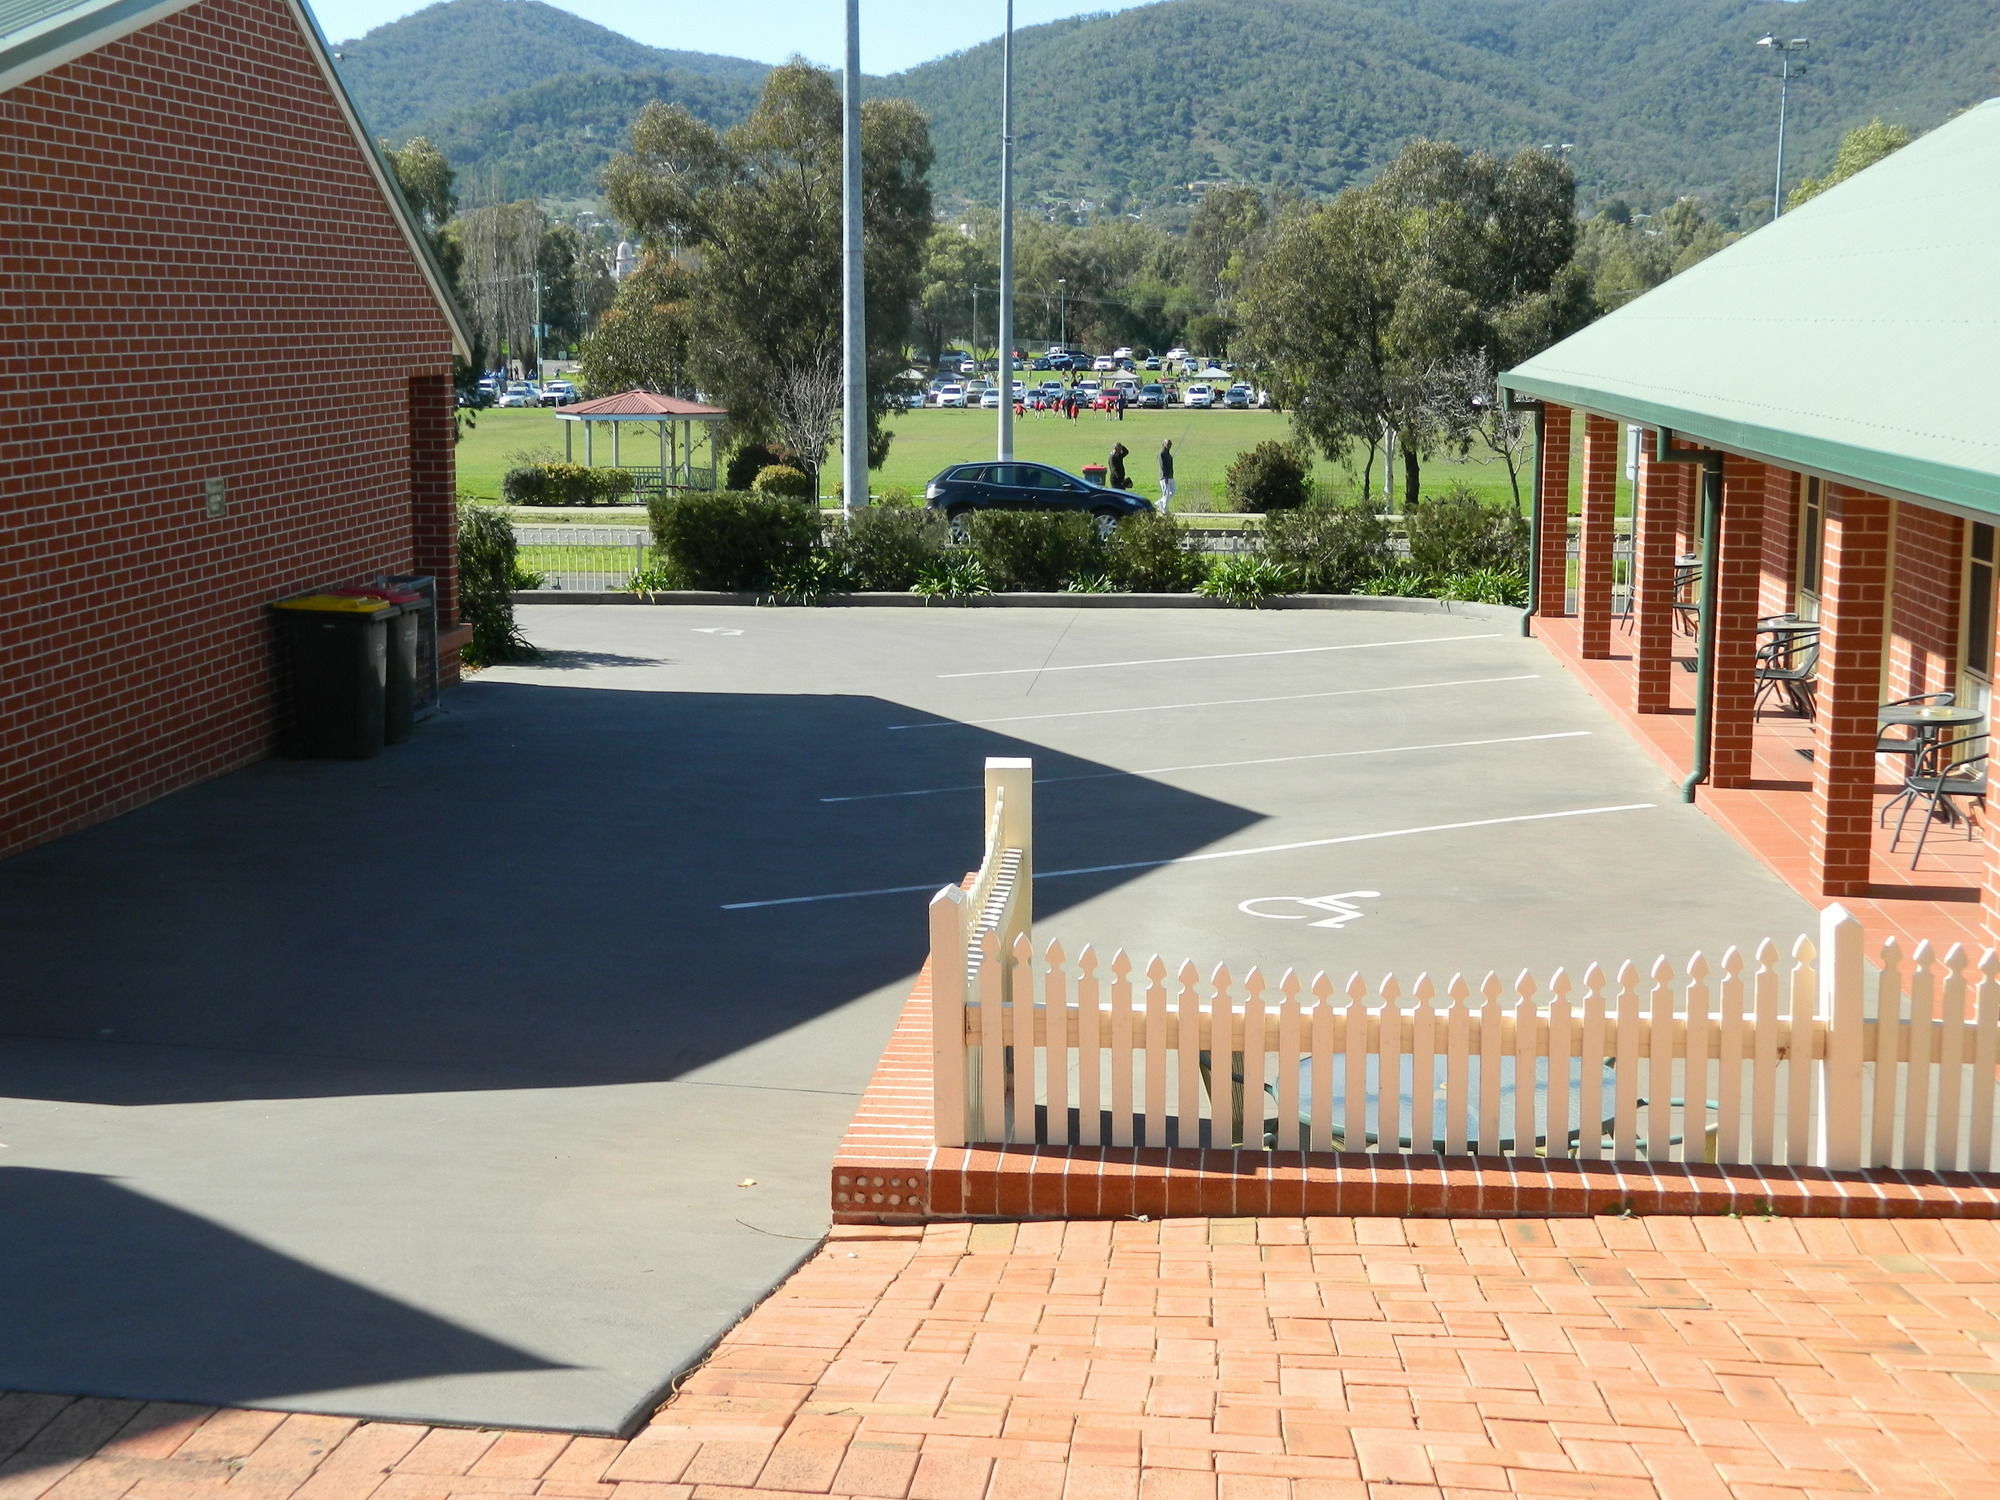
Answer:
1877 703 1983 733
1286 1054 1622 1154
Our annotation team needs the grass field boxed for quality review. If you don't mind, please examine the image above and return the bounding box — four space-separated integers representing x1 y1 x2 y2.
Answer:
452 406 1567 514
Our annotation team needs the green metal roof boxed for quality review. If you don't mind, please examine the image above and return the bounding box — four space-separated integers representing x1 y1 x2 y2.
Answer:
1501 98 2000 516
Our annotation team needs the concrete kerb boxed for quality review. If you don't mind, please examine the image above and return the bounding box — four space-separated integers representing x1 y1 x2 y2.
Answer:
512 590 1528 622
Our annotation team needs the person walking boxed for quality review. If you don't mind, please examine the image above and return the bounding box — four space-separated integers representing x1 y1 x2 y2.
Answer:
1158 438 1176 512
1108 442 1130 491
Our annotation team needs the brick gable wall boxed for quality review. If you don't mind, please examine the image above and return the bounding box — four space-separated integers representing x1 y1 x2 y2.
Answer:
0 0 457 859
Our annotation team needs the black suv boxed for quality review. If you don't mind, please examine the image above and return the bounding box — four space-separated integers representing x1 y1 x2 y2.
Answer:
924 461 1153 533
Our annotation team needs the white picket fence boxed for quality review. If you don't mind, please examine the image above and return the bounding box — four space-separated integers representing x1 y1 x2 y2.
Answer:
927 758 2000 1172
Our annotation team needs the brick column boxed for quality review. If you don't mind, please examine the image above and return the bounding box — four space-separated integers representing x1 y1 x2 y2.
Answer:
410 371 459 626
1710 456 1769 789
1578 414 1619 658
1534 404 1573 617
1810 486 1892 898
1633 440 1679 714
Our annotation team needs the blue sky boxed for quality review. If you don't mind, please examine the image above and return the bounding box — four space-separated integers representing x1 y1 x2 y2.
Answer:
309 0 1157 73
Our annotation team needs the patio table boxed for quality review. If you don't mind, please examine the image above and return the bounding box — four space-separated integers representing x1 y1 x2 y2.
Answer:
1878 702 1983 734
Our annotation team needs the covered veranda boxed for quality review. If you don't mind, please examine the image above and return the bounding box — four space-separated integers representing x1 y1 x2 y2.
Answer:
556 389 726 498
1501 98 2000 954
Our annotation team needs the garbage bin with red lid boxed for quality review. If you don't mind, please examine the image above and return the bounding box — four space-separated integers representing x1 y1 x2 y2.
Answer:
1081 464 1108 485
326 586 422 743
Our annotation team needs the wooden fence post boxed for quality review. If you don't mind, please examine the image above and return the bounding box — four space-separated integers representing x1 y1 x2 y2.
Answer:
1816 904 1865 1169
986 757 1034 938
929 886 969 1148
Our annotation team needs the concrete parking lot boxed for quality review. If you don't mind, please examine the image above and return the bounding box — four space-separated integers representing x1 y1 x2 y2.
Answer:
0 604 1814 1434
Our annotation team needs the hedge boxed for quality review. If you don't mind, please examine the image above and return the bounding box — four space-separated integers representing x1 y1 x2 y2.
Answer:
502 463 637 506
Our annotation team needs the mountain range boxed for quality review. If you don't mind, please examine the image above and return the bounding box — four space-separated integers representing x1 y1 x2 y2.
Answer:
337 0 2000 215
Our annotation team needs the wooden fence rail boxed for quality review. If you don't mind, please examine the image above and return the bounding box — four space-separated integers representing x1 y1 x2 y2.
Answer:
927 759 2000 1172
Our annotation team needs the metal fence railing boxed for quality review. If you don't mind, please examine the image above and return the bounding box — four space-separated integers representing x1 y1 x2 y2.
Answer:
514 525 654 592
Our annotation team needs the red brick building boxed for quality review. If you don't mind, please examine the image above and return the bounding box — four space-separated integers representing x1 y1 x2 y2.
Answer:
0 0 469 858
1501 99 2000 949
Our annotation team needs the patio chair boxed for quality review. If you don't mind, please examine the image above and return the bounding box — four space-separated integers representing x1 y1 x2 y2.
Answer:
1890 732 1988 867
1753 631 1819 718
1876 693 1957 828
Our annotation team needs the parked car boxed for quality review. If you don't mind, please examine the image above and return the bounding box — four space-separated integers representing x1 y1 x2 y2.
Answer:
1223 384 1253 409
1076 380 1102 401
1112 346 1134 360
1137 384 1167 409
1164 346 1190 361
1030 357 1051 371
539 381 579 407
1141 356 1162 371
1183 384 1215 408
936 383 967 407
1091 355 1116 371
496 382 540 408
959 359 977 375
979 389 1002 408
924 460 1154 534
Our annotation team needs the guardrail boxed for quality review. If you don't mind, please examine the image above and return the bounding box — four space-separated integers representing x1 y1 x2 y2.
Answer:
926 756 2000 1171
513 525 653 591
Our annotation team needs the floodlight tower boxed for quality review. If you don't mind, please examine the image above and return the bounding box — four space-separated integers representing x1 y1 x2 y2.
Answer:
996 0 1016 460
1757 35 1810 219
841 0 868 512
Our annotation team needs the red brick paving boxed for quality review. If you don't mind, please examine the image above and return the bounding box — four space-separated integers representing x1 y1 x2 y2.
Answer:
6 1215 2000 1499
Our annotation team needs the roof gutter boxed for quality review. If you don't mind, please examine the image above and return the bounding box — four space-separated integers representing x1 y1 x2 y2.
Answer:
1655 427 1723 803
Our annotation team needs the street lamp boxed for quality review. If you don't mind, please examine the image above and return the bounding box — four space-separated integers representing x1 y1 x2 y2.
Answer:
839 0 867 513
1756 35 1810 219
1057 278 1066 349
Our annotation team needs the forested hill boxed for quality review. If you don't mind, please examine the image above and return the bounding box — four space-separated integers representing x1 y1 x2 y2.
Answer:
345 0 2000 213
335 0 768 138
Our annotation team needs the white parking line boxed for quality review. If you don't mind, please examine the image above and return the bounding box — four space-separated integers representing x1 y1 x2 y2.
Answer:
719 802 1655 910
884 673 1540 730
936 633 1502 679
820 731 1592 803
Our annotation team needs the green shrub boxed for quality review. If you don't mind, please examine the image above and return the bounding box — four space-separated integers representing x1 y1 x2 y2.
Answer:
456 501 535 664
627 562 684 594
648 491 819 591
1105 511 1206 592
1223 441 1312 512
767 552 847 606
875 486 918 508
752 464 814 499
912 555 993 601
509 559 547 590
501 463 637 506
1064 572 1122 594
1439 567 1530 606
1259 505 1393 592
725 441 788 491
1354 560 1445 597
1404 483 1530 574
966 511 1108 591
1198 556 1294 608
827 507 949 591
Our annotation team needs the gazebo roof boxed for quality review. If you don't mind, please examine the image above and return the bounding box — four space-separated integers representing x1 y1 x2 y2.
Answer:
556 390 728 421
1500 98 2000 515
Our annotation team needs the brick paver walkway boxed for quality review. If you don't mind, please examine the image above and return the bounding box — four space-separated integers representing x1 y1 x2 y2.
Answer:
6 1216 2000 1500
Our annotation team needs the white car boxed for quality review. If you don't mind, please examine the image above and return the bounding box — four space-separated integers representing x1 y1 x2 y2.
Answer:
538 381 579 407
979 390 1001 408
496 382 540 408
1112 346 1134 360
1092 356 1116 371
936 383 966 408
1011 381 1026 398
1164 346 1190 362
1183 384 1214 408
959 359 977 375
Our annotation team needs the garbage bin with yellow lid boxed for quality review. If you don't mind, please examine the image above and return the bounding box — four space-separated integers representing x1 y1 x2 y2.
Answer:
270 593 394 759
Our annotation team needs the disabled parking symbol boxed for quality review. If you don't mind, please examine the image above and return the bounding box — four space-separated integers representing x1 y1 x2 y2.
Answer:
1238 891 1380 930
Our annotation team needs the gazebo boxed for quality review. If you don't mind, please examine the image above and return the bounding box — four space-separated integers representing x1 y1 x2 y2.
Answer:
555 390 728 497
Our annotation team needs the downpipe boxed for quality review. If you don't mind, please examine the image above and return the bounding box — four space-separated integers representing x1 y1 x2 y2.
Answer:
1655 428 1724 803
1521 404 1546 637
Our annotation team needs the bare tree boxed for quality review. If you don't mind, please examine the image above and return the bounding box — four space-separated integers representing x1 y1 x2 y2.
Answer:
769 345 843 495
1419 350 1531 507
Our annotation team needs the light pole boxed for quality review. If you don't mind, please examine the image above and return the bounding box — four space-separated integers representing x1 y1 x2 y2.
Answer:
1757 35 1810 219
1057 278 1066 349
840 0 867 513
996 0 1015 460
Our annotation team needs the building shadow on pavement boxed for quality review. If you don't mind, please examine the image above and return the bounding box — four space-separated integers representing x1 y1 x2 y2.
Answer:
0 1167 559 1407
0 682 1260 1103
